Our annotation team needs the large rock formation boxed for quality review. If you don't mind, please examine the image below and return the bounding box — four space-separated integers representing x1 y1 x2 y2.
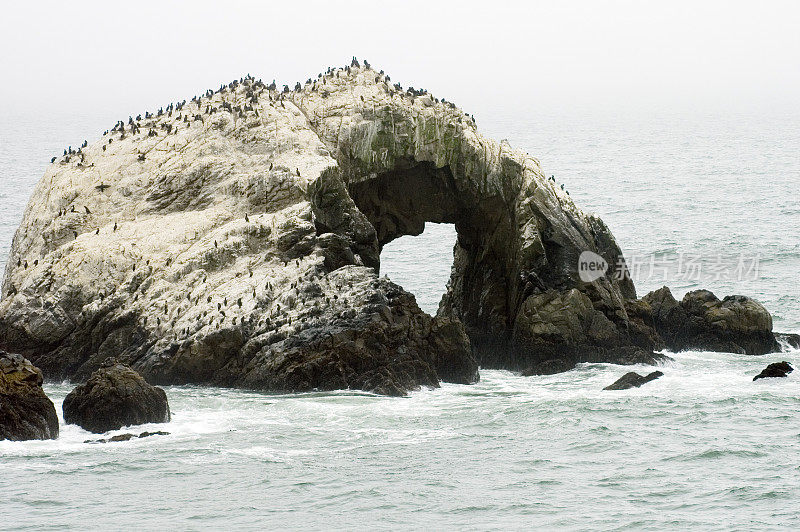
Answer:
62 359 170 433
0 351 59 440
0 59 778 391
642 287 779 355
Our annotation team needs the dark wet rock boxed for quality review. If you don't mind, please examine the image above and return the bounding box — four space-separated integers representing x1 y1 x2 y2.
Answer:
84 430 170 444
428 317 479 385
522 358 578 376
521 347 670 376
775 333 800 350
521 346 671 376
603 370 664 391
138 430 170 438
491 285 667 375
235 284 478 396
753 361 793 381
63 359 170 433
0 351 59 441
642 287 778 355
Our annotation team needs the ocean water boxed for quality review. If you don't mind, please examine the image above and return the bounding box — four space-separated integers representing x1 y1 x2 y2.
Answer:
1 107 799 530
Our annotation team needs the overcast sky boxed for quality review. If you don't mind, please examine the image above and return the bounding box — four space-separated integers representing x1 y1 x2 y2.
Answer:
1 0 798 119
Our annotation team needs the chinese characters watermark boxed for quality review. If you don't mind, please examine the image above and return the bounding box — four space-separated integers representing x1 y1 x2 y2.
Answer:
613 252 761 283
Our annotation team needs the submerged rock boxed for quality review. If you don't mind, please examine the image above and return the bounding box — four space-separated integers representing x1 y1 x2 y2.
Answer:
522 358 578 376
0 351 59 440
63 359 170 433
522 347 670 376
84 430 170 444
642 287 779 355
603 370 664 391
753 361 793 381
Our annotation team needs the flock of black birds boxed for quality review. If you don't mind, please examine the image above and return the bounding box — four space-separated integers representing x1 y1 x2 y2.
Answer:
50 56 477 171
548 174 569 196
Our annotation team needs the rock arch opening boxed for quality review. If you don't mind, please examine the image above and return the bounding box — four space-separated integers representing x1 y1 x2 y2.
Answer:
380 222 456 315
337 160 518 352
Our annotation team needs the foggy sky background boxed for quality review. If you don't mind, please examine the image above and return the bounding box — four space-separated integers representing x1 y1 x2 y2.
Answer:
1 0 798 121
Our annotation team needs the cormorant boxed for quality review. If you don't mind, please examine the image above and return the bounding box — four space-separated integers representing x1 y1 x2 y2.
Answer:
84 206 91 214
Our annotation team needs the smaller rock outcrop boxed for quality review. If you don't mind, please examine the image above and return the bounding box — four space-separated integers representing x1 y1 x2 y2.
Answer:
603 370 664 390
84 430 170 444
753 361 793 381
0 351 59 441
63 358 170 433
643 287 778 355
